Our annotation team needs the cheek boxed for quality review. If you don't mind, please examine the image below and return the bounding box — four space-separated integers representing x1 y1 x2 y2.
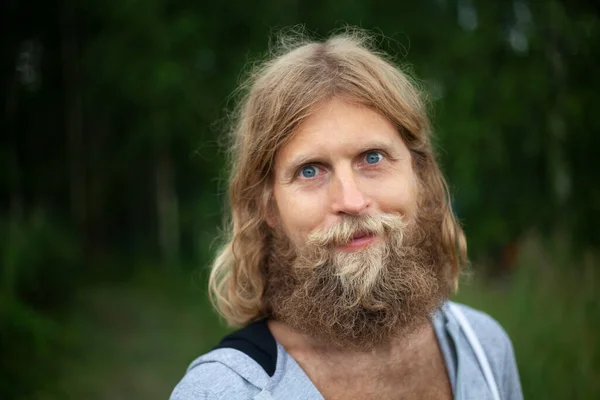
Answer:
274 188 326 244
374 175 419 218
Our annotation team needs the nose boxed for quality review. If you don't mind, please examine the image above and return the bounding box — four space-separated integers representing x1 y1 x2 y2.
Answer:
330 169 370 215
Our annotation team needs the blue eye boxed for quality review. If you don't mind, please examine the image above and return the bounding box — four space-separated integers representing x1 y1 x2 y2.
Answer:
365 151 383 164
300 165 318 178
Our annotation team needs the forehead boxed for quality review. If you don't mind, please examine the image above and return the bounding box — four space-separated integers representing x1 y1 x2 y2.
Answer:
274 98 410 169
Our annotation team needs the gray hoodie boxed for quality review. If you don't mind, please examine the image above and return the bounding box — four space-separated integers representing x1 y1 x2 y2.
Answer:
171 301 523 400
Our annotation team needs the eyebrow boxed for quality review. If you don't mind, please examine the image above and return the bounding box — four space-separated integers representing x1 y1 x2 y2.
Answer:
280 139 399 181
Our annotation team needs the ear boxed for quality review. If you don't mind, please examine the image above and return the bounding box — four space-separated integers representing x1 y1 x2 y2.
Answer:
265 199 279 229
261 185 277 229
266 213 276 229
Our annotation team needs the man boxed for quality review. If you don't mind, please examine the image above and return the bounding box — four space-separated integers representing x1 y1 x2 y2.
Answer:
171 31 522 399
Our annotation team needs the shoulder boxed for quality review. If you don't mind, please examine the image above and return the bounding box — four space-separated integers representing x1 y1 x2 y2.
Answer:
171 319 277 399
446 301 523 399
170 351 261 400
447 301 513 354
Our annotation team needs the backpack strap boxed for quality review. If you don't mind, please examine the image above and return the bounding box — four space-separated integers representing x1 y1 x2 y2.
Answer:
212 318 278 377
448 303 501 400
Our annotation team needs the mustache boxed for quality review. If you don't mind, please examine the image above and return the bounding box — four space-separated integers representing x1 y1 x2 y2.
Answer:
306 213 408 248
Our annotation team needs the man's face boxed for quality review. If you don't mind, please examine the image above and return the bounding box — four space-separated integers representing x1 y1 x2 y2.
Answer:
272 97 419 249
264 98 448 349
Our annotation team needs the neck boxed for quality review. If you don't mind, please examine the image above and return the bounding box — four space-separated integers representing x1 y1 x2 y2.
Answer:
268 318 433 361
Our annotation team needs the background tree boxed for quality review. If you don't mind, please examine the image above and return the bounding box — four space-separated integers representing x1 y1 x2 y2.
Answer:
1 0 598 398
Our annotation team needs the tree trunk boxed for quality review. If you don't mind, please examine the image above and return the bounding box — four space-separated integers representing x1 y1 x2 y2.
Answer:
155 143 180 267
60 9 86 233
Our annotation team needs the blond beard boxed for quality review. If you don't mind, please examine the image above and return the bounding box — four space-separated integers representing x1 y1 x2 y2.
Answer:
263 212 452 351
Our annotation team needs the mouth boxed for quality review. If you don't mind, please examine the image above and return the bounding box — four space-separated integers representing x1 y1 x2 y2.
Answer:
338 232 377 251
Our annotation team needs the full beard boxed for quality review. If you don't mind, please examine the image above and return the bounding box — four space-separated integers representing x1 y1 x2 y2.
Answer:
263 212 452 351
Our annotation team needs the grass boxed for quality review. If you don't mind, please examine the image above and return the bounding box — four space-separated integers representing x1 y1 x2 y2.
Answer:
453 234 599 399
41 271 229 400
31 236 599 399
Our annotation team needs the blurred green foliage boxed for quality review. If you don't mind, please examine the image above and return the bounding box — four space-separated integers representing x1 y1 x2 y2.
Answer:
1 213 81 397
455 233 599 399
2 0 598 398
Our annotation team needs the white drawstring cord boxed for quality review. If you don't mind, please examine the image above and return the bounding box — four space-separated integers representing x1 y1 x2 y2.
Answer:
448 302 501 400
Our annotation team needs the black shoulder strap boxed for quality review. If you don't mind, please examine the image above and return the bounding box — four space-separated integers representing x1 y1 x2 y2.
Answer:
212 318 278 377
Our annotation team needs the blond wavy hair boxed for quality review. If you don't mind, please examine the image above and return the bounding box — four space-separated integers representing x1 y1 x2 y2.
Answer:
209 29 467 326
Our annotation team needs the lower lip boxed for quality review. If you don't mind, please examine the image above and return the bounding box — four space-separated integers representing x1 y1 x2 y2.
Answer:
339 235 377 251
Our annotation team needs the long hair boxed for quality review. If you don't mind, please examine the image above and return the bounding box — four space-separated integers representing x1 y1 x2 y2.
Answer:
209 29 467 326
